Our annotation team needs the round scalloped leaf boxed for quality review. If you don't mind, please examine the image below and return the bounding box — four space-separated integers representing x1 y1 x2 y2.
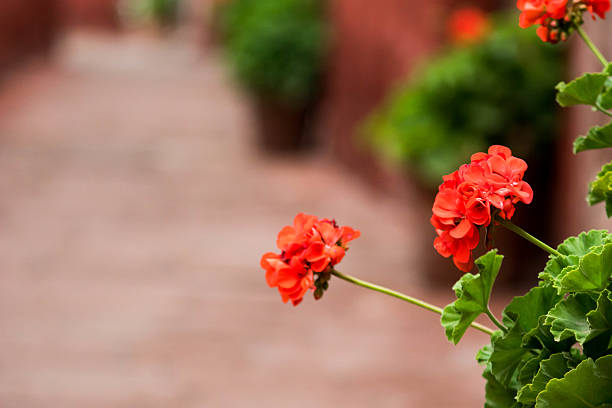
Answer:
535 355 612 408
557 230 612 256
517 353 575 405
556 72 609 107
540 230 611 285
545 294 597 343
555 243 612 294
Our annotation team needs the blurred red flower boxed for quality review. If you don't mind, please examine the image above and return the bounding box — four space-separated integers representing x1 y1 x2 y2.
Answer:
261 213 360 305
448 8 490 44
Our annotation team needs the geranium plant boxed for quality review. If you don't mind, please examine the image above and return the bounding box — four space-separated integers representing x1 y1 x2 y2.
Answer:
260 2 612 406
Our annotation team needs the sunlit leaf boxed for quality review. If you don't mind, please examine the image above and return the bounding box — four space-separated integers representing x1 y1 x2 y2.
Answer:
555 243 612 294
574 122 612 153
539 230 611 285
556 72 609 107
441 250 502 344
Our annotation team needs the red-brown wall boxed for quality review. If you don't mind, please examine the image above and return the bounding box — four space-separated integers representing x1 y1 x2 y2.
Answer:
57 0 119 28
0 0 58 72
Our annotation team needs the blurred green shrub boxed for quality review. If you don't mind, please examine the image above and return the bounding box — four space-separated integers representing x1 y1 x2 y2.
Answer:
218 0 327 106
364 15 563 186
119 0 179 27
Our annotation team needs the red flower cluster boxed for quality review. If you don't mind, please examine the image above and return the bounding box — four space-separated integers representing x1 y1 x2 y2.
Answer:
517 0 610 43
431 145 533 272
448 8 490 45
260 213 360 306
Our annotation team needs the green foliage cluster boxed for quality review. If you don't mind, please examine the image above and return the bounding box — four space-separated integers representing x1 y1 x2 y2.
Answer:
555 63 612 216
442 230 612 407
145 0 179 25
217 0 327 106
365 16 562 185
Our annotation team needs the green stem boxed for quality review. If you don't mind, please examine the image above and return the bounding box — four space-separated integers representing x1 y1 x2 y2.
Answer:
575 25 608 68
486 308 507 333
595 104 612 118
496 217 562 257
330 269 496 336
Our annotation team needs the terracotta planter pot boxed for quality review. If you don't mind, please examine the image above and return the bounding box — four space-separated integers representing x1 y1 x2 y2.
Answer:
251 97 315 152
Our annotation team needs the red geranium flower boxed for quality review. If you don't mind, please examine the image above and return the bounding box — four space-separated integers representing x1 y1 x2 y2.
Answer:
586 0 611 18
261 213 360 305
261 253 314 306
517 0 610 43
431 145 532 272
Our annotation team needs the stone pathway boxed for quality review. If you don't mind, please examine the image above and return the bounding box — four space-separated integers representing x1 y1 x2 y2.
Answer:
0 31 508 407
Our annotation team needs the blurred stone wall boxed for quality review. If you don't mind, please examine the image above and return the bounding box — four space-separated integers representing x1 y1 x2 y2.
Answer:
0 0 58 73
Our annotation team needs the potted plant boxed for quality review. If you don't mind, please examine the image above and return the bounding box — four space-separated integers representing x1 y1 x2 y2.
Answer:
217 0 328 151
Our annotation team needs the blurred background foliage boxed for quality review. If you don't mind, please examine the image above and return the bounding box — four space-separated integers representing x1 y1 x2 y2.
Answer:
118 0 181 28
364 14 564 187
216 0 328 107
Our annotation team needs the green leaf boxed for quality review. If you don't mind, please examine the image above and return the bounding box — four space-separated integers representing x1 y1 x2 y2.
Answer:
477 343 494 366
535 355 612 408
574 122 612 153
588 161 612 217
517 353 575 405
517 350 551 388
557 230 612 255
556 72 609 107
441 250 502 344
488 286 562 389
587 290 612 340
555 243 612 294
596 78 612 109
522 315 574 353
490 323 532 388
545 294 597 343
539 230 611 285
584 289 612 359
483 368 520 408
502 286 562 331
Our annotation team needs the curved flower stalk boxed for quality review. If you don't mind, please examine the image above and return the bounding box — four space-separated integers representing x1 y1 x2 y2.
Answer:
260 213 496 335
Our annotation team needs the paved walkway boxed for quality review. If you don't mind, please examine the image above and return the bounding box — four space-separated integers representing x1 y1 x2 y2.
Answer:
0 31 502 407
